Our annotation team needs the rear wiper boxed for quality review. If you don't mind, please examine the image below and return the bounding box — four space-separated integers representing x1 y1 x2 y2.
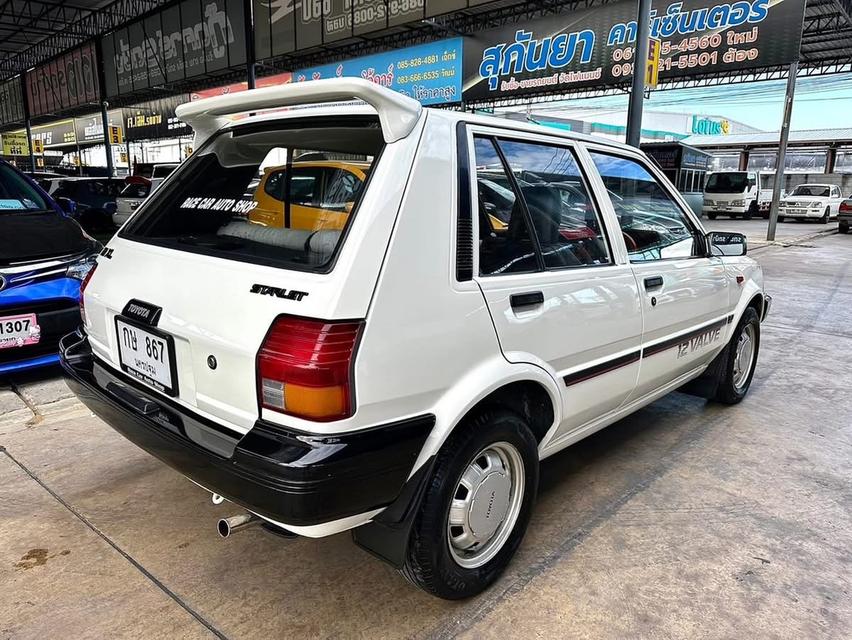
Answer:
177 235 244 250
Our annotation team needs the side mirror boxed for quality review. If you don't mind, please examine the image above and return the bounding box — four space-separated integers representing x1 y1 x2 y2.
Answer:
708 231 747 257
55 197 77 217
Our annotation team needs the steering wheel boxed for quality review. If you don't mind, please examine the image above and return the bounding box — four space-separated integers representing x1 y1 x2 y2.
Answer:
622 231 638 251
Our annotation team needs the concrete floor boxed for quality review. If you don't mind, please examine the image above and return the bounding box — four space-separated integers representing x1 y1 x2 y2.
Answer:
1 232 850 639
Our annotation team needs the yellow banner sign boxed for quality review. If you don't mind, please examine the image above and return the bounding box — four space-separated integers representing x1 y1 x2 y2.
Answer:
2 132 29 156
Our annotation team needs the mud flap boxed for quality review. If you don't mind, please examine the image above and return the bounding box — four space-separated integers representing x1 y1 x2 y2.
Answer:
351 457 435 568
679 342 730 399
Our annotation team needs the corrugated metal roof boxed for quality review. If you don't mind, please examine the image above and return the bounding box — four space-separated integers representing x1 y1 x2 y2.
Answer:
683 128 852 147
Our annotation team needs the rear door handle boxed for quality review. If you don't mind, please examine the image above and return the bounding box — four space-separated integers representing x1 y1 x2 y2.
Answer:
644 276 664 291
510 291 544 309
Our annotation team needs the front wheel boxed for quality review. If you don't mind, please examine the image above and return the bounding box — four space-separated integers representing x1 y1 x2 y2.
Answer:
713 307 760 404
821 207 830 224
401 409 538 599
707 213 717 220
777 215 785 223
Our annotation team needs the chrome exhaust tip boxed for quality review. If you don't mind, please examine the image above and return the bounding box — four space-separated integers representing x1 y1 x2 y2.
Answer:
217 513 260 538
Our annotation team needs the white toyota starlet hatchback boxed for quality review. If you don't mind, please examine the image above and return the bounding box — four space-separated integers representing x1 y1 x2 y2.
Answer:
61 78 771 599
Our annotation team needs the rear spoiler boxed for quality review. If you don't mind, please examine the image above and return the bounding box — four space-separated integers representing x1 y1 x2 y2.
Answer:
175 78 423 145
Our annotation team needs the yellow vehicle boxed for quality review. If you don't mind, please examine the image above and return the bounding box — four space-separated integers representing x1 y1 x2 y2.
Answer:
249 160 369 230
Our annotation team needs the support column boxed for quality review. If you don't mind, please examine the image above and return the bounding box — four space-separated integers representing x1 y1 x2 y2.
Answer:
101 101 114 178
21 75 36 172
739 149 750 171
826 146 836 174
244 0 256 89
767 61 798 243
625 0 652 147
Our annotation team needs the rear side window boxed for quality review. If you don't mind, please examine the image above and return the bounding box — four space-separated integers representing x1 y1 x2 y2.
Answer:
590 152 701 262
122 117 383 272
474 135 610 276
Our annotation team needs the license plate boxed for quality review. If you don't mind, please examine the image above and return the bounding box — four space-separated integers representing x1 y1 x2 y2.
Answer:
115 317 178 396
0 313 40 349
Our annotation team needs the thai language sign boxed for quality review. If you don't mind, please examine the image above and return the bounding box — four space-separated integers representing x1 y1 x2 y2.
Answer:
254 0 473 60
101 0 247 98
0 78 24 127
2 133 29 156
294 38 463 105
462 0 807 102
26 42 100 116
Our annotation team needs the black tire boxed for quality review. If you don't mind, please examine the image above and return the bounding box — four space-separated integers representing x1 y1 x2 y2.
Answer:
821 207 830 224
401 409 538 599
840 222 849 234
745 201 758 220
707 213 717 220
713 307 760 405
777 215 784 223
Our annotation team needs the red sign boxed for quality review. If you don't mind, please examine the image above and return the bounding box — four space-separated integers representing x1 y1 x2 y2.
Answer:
26 42 99 117
190 72 292 101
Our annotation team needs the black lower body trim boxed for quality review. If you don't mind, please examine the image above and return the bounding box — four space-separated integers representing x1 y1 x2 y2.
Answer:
563 350 641 386
561 316 735 387
642 315 733 358
60 330 435 528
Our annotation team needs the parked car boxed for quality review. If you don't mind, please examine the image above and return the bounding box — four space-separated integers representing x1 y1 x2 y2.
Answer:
777 183 845 223
702 170 769 220
0 161 99 374
61 79 771 599
43 177 125 233
838 198 851 234
149 163 179 192
113 179 151 227
249 160 369 229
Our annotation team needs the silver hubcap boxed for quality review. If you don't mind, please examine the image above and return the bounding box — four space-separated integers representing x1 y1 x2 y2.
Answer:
447 442 525 569
733 324 756 390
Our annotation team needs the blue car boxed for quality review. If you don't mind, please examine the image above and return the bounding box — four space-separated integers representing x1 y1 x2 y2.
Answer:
0 161 100 374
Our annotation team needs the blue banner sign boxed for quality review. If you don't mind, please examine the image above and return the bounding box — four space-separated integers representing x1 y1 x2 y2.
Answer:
294 38 463 106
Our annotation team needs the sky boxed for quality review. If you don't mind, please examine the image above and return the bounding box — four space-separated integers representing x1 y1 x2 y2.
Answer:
553 72 852 132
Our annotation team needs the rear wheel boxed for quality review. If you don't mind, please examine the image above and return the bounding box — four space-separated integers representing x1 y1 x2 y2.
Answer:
401 409 538 599
840 222 849 234
713 307 760 405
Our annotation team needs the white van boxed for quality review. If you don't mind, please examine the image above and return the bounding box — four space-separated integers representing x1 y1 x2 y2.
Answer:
61 79 770 599
703 170 766 219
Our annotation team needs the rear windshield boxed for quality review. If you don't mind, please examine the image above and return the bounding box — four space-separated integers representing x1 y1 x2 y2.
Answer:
122 117 383 272
120 182 151 198
152 165 177 179
705 172 749 193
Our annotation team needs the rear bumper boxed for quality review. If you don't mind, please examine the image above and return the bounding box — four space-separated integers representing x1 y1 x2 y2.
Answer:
60 330 434 529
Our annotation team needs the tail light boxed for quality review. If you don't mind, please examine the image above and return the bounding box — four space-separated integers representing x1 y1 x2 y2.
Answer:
840 200 852 213
257 316 363 422
79 263 98 326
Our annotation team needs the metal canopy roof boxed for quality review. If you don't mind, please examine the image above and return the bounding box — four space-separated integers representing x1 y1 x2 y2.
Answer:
0 0 849 97
0 0 164 78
